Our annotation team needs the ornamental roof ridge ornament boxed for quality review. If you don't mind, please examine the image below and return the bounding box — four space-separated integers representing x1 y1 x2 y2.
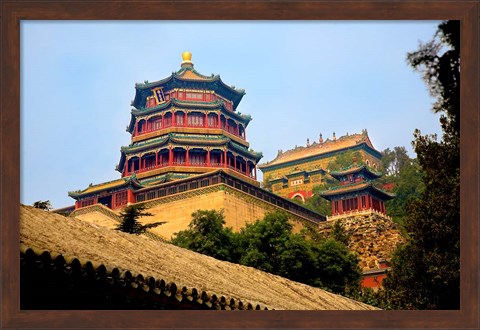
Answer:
258 130 379 169
181 51 193 68
175 52 215 81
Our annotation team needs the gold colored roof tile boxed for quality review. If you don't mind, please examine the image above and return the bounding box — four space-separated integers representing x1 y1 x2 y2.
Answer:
81 179 127 194
262 132 375 168
178 69 209 81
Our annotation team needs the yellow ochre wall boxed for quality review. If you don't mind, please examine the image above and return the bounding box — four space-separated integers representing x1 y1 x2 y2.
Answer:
72 184 315 240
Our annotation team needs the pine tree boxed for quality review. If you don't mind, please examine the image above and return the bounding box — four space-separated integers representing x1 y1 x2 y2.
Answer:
116 204 164 235
33 200 52 211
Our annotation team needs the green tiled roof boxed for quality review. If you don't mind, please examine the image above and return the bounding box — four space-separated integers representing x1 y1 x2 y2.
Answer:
330 164 382 179
132 66 246 110
320 182 394 201
68 175 143 198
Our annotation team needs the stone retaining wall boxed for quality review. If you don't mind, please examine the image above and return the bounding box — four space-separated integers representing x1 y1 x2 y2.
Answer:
318 213 405 271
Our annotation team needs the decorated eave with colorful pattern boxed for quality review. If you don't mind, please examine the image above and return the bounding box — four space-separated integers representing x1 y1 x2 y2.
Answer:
68 175 143 200
115 133 262 174
132 66 245 111
126 98 253 134
271 168 326 183
258 130 381 172
286 168 325 179
120 133 229 154
330 165 382 181
320 182 394 201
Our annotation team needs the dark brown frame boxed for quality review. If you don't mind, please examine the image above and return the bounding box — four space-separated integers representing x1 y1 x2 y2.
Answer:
1 1 478 329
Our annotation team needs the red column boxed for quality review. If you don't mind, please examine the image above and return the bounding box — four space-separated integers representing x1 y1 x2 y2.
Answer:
75 201 80 210
112 193 117 209
204 113 208 128
254 165 257 180
127 190 135 204
169 147 173 166
339 199 344 214
236 125 240 137
155 152 158 167
358 196 362 211
172 111 176 127
217 113 221 128
207 150 211 167
246 163 249 176
223 150 227 168
160 153 163 167
234 155 237 170
186 149 190 166
184 112 188 127
161 115 164 128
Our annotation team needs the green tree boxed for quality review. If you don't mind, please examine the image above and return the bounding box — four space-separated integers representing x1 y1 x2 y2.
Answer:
383 20 460 310
172 209 235 262
302 184 334 216
327 150 364 171
238 210 360 294
116 204 164 235
171 209 361 295
33 200 52 211
379 147 425 228
312 238 361 295
330 220 349 246
381 146 411 177
238 210 295 274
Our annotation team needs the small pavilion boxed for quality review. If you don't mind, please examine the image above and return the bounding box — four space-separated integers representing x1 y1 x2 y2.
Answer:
320 164 394 219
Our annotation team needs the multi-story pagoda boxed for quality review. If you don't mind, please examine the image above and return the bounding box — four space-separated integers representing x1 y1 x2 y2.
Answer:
68 53 324 239
119 51 262 186
320 164 394 219
69 52 262 210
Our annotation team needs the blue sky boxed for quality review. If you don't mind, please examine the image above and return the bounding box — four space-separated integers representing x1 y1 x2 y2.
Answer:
21 21 442 208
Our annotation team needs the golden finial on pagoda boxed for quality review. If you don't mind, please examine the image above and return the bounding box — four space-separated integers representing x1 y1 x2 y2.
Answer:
181 51 193 68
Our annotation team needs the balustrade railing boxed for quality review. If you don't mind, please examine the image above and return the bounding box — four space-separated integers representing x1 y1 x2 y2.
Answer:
135 122 245 140
190 162 208 167
127 161 255 179
188 122 205 127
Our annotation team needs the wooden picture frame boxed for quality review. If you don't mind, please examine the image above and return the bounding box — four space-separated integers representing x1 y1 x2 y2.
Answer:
1 1 478 328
